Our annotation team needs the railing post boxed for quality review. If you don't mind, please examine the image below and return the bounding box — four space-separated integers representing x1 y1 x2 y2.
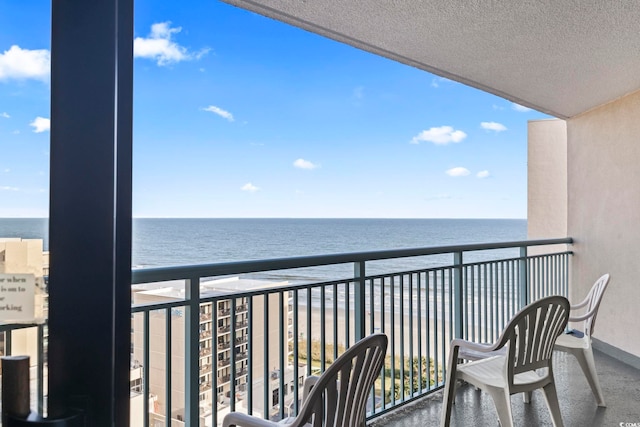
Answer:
453 252 464 339
230 298 237 413
519 247 529 308
185 276 201 425
354 261 366 341
37 325 45 414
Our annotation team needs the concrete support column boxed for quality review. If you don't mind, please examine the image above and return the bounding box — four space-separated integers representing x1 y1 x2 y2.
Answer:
49 0 133 425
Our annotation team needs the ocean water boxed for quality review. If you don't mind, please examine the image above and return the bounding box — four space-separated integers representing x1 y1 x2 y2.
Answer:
0 217 526 284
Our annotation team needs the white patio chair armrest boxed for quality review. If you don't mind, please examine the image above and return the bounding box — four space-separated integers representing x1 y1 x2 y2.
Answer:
302 375 320 401
451 338 503 354
223 412 279 427
570 296 591 310
569 312 593 322
569 301 601 322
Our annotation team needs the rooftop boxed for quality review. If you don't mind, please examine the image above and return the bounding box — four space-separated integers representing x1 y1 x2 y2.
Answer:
132 276 289 299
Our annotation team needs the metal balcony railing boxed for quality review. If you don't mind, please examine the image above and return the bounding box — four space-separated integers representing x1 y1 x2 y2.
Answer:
199 347 212 358
0 238 573 427
127 237 572 426
235 320 248 329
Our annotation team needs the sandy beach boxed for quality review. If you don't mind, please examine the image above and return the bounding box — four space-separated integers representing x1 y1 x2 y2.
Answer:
294 304 453 363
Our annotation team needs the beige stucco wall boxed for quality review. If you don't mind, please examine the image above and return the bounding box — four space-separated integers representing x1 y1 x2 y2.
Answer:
0 239 44 278
527 119 568 241
567 89 640 357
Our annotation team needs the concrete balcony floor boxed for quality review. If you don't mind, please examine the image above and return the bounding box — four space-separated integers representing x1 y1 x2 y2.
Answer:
371 349 640 426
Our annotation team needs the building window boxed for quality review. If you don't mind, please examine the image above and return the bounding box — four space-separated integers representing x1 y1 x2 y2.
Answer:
130 378 142 393
272 389 279 406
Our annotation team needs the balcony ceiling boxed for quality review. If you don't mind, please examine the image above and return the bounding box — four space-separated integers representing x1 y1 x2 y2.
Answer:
223 0 640 119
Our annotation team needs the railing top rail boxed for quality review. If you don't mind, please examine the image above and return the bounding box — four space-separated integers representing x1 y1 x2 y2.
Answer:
0 321 45 332
132 237 572 283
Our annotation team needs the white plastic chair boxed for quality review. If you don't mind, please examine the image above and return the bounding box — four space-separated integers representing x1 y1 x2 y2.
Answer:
554 273 610 407
223 333 388 427
441 295 570 427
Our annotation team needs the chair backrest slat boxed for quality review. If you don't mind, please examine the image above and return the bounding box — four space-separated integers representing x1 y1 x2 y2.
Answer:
585 274 610 337
507 296 569 380
290 333 388 427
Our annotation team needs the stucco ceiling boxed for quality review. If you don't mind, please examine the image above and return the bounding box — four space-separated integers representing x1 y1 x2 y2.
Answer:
223 0 640 119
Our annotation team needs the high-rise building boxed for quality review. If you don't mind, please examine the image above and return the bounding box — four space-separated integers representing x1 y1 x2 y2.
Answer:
131 277 300 426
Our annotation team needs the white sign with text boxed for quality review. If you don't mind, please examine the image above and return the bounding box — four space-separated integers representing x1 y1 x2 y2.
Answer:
0 274 35 322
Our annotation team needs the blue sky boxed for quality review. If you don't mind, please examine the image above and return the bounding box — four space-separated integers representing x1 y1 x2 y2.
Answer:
0 0 550 219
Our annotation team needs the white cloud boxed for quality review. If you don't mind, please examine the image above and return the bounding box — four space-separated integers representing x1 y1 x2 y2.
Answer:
1 112 10 118
293 159 319 170
30 116 50 133
3 169 10 173
446 167 470 177
353 86 364 99
411 126 467 145
492 104 504 111
0 45 50 81
241 183 259 192
480 121 507 132
431 77 452 88
0 186 19 191
512 103 532 112
12 130 20 134
477 170 490 178
202 105 234 122
134 22 208 66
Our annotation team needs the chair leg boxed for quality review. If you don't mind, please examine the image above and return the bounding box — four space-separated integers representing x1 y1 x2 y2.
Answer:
574 348 606 407
440 374 457 426
522 391 532 404
486 388 513 427
541 382 564 427
451 379 461 405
